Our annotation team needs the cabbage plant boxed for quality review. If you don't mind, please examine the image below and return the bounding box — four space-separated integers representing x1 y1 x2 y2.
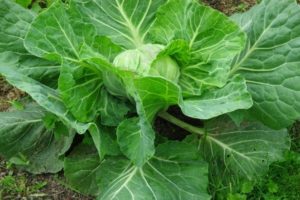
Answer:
0 0 299 199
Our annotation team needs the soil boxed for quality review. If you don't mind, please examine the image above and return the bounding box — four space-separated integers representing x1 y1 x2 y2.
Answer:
203 0 256 15
0 77 25 111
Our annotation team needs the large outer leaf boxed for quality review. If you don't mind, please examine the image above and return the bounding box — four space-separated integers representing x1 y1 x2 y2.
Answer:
0 64 90 134
231 0 300 128
24 2 96 60
180 75 253 120
200 117 290 193
0 1 60 86
73 0 166 49
98 142 210 200
0 104 74 174
150 0 245 96
0 0 35 54
65 142 210 200
24 1 123 62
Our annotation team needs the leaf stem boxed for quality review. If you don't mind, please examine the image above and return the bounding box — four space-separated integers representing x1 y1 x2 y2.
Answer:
158 111 205 136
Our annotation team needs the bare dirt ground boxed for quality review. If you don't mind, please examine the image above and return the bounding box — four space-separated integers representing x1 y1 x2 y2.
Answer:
203 0 256 15
0 77 24 111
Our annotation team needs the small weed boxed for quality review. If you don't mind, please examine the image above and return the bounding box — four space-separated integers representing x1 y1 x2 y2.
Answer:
246 152 300 200
235 3 247 12
0 161 47 199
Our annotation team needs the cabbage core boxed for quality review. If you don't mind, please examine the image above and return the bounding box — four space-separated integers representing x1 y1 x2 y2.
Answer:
104 44 180 98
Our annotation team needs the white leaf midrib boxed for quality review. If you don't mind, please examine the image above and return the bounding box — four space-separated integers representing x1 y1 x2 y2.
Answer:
230 3 293 75
115 0 144 47
206 135 256 163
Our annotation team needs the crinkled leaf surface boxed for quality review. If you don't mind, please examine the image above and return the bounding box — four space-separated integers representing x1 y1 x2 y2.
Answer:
73 0 167 49
200 116 290 190
231 0 300 128
150 0 245 96
65 142 210 200
0 104 74 174
180 75 253 120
